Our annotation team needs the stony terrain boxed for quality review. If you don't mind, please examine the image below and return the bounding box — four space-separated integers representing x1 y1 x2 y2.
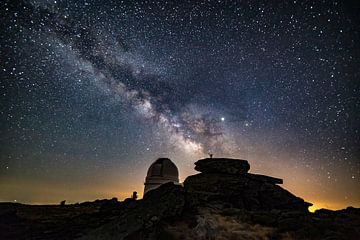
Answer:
1 158 359 240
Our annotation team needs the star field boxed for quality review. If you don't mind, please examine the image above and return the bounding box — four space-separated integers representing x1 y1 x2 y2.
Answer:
0 0 359 209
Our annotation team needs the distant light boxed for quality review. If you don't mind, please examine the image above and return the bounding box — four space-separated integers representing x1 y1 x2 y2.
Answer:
221 117 225 122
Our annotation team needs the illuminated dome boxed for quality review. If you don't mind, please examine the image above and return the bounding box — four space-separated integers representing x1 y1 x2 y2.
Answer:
144 158 179 195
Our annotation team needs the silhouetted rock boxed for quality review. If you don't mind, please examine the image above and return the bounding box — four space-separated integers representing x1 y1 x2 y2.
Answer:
194 158 250 174
184 172 310 211
142 182 185 217
79 182 185 240
185 158 310 212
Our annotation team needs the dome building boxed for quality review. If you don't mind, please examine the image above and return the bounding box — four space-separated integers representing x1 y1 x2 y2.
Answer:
144 158 179 195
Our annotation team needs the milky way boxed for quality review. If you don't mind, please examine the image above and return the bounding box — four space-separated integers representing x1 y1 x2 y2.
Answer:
13 0 231 154
0 0 359 208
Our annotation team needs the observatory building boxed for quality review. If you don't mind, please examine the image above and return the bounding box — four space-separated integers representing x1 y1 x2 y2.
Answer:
144 158 179 195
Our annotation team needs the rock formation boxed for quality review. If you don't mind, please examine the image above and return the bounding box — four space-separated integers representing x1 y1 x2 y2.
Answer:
79 182 185 240
184 158 311 211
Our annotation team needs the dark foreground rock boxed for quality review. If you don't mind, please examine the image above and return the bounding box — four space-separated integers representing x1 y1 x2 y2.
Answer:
1 158 359 240
186 158 308 211
79 182 185 240
184 172 310 211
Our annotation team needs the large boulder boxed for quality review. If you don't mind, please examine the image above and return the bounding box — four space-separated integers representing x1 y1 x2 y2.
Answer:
184 172 310 211
194 158 250 175
185 157 311 212
142 182 185 217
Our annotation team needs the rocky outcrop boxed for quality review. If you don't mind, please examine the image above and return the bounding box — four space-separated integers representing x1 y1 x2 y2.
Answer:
68 158 312 239
185 158 311 211
79 182 185 240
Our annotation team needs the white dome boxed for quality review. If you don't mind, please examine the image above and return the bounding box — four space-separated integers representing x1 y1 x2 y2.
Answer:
144 158 179 195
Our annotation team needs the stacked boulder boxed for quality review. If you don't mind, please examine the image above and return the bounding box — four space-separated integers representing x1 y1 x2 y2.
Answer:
184 158 311 211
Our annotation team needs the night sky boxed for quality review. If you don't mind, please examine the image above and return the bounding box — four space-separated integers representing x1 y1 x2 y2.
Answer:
0 0 359 210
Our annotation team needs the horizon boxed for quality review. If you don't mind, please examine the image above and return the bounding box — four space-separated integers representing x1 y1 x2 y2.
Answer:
1 156 358 212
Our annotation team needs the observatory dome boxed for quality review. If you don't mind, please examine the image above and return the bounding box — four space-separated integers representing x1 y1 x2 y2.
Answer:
144 158 179 195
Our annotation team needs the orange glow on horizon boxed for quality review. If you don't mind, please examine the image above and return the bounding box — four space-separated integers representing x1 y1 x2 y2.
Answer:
1 155 358 211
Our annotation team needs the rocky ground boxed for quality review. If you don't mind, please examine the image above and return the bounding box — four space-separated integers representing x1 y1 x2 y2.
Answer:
1 158 359 240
